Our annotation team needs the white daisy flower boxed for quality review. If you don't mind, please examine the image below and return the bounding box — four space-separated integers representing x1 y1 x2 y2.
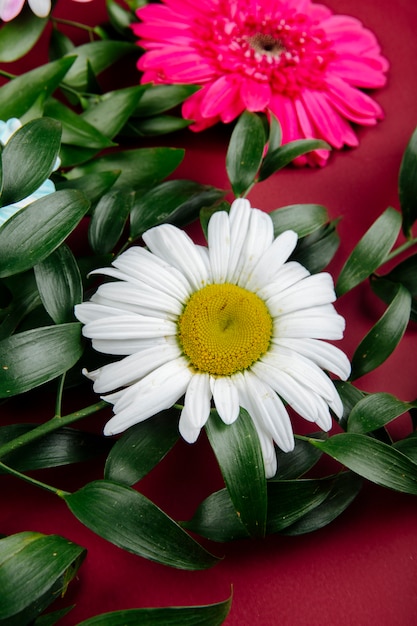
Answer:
75 199 350 478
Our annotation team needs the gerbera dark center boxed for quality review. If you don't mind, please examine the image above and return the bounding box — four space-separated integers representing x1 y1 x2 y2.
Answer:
248 33 286 57
178 283 272 376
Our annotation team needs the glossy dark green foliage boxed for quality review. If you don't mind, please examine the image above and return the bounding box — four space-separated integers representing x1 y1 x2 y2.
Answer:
34 244 83 324
336 207 402 296
309 433 417 493
226 111 266 196
64 480 219 570
394 433 417 463
0 532 85 626
0 117 61 206
258 138 330 181
398 125 417 236
124 115 192 137
133 84 200 117
333 381 366 431
0 57 75 120
77 596 231 626
0 6 47 62
0 189 90 278
104 409 180 486
272 435 324 479
347 392 416 434
56 171 121 207
0 270 41 340
270 203 329 238
290 221 340 273
88 189 133 254
33 606 74 626
371 254 417 322
0 424 112 471
350 284 411 380
0 322 83 397
205 409 267 538
130 179 225 240
106 0 136 39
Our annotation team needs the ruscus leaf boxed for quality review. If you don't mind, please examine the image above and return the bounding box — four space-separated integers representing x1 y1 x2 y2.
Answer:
258 139 330 180
347 392 416 434
0 7 47 62
398 125 417 236
226 111 266 197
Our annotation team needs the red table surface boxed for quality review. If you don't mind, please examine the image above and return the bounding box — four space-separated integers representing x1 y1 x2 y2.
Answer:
2 0 417 624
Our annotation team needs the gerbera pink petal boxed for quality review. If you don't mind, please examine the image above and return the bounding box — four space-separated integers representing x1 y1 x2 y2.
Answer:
0 0 25 20
299 90 359 148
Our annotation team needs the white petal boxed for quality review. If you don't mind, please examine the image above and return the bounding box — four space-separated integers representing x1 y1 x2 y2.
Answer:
91 281 182 319
211 376 240 425
208 210 230 283
244 230 299 292
256 262 310 301
143 224 209 290
275 304 346 340
267 272 336 317
85 343 181 393
179 373 212 442
89 335 175 356
243 370 294 452
28 0 51 17
82 314 177 340
75 302 127 325
103 357 192 435
273 337 351 380
235 208 274 287
226 198 252 283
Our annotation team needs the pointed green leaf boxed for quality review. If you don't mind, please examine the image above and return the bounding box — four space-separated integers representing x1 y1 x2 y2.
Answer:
34 245 82 324
226 111 266 196
266 112 282 152
56 170 120 206
104 410 179 486
270 204 329 238
64 480 219 570
399 125 417 236
62 41 136 91
1 117 61 206
89 189 133 254
134 84 200 117
67 148 184 190
77 596 231 626
34 605 74 626
291 222 340 273
336 207 402 296
0 532 85 624
183 488 248 542
0 7 47 62
394 433 417 463
205 409 267 538
124 115 192 137
282 472 362 535
0 424 112 471
130 180 225 239
0 270 41 340
350 284 411 380
43 99 115 149
272 434 323 479
0 322 83 397
0 56 76 120
259 139 330 180
82 86 147 139
371 255 417 322
347 392 415 434
333 380 366 430
106 0 136 38
0 189 90 278
309 433 417 493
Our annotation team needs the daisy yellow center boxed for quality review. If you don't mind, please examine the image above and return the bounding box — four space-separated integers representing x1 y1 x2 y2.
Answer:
178 283 272 376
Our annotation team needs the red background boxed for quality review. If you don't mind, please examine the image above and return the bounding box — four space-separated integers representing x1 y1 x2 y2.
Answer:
2 0 417 624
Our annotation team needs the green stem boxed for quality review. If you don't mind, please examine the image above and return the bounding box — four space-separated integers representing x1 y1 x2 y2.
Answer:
50 16 97 35
0 461 69 497
55 374 66 418
384 237 417 263
0 400 108 461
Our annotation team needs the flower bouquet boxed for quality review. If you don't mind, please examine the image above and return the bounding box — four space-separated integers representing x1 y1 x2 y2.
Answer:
1 0 417 624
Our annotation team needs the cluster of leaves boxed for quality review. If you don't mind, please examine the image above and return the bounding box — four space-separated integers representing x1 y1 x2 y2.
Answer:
1 3 417 620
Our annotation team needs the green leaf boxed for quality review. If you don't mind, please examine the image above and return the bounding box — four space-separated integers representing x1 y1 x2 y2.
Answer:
350 284 411 380
282 472 362 535
336 207 402 296
62 41 137 91
89 189 133 254
0 189 90 278
0 57 75 120
394 433 417 463
56 171 120 206
0 7 47 62
124 115 192 137
0 532 85 625
133 84 200 117
347 392 415 434
226 111 266 197
0 424 112 471
77 596 231 626
67 148 184 190
0 271 41 340
34 245 83 324
0 323 83 398
1 117 61 206
258 139 330 181
371 255 417 322
333 381 366 430
290 222 340 273
104 410 179 486
130 180 225 240
205 409 267 538
43 99 115 149
399 125 417 236
106 0 136 38
82 86 146 140
269 204 329 238
273 435 323 479
49 26 75 60
266 112 282 152
309 433 417 493
34 606 74 626
64 480 219 570
183 489 248 542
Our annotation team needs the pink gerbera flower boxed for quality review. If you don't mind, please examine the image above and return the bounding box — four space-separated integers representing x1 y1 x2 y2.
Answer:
133 0 388 165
